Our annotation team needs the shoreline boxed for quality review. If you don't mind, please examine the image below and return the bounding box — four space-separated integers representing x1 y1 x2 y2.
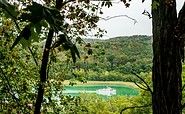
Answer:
63 80 139 89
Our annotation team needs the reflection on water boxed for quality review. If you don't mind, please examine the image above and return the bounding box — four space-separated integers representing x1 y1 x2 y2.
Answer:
63 85 139 97
63 90 96 94
63 87 116 96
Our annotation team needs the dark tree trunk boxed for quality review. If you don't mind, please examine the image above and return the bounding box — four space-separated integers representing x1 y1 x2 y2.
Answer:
34 29 54 114
152 0 182 114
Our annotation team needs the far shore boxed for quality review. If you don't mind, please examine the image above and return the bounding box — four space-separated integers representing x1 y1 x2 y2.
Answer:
63 80 138 89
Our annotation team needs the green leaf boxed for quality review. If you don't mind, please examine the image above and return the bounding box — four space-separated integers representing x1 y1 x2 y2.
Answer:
34 24 41 34
11 25 31 49
69 44 80 63
0 0 18 20
72 45 80 59
20 38 31 48
52 34 68 49
70 49 76 63
11 35 22 50
21 26 31 40
152 1 159 10
43 7 64 32
39 20 48 28
10 26 31 50
29 28 40 42
20 2 44 23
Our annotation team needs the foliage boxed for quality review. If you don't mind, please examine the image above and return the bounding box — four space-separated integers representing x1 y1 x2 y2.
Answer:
74 35 152 82
0 0 106 113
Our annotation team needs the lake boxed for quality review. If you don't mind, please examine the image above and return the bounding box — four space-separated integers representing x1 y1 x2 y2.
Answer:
62 85 139 97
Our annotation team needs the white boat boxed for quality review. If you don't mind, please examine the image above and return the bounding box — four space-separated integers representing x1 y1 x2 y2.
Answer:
96 87 116 96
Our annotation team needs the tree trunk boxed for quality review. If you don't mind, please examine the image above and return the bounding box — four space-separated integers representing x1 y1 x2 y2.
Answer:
152 0 182 114
34 29 54 114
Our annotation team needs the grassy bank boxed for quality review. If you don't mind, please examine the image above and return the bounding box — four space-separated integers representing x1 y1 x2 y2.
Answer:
63 80 138 89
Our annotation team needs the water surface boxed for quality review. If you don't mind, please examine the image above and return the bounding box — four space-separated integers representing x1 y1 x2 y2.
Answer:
63 85 139 97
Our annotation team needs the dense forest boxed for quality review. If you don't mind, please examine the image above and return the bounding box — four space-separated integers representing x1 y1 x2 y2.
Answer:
71 35 153 82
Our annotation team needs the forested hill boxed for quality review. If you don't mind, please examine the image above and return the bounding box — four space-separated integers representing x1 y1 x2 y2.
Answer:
74 35 153 82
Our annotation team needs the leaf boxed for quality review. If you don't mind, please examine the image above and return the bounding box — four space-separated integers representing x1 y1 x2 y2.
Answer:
72 45 80 59
11 26 30 49
105 1 112 8
0 0 18 20
39 20 48 28
29 28 40 42
43 7 63 32
11 25 31 49
70 49 76 63
69 44 80 63
152 1 159 10
101 1 105 7
20 38 31 48
34 23 41 34
52 34 68 49
21 26 31 40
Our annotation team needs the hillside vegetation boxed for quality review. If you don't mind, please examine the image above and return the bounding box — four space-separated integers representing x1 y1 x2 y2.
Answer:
71 35 153 82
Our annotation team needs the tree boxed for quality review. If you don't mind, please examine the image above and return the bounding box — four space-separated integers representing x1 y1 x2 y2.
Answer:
152 0 185 114
0 0 105 113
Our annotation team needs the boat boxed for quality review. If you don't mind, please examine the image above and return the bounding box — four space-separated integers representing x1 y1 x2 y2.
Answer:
96 87 116 96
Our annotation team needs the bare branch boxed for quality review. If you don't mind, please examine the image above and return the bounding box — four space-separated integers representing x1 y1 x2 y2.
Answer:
99 15 137 24
120 104 152 114
28 47 39 66
131 72 153 94
142 9 152 19
130 79 148 91
0 67 21 105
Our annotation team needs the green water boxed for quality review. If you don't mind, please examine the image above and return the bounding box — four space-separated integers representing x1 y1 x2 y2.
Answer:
63 85 139 97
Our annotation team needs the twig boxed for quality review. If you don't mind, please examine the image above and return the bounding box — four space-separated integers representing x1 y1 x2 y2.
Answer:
28 47 39 66
130 79 148 91
131 72 153 94
99 15 137 24
142 9 152 19
0 67 21 105
120 104 152 114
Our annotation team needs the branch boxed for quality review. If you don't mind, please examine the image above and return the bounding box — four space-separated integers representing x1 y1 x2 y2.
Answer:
34 29 54 114
142 9 152 19
0 67 21 106
2 7 21 32
99 15 137 24
131 72 153 94
130 79 148 91
120 104 152 114
4 5 39 67
28 47 39 66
